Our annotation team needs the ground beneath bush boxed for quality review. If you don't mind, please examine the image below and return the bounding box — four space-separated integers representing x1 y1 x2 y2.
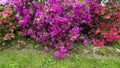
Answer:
0 43 120 68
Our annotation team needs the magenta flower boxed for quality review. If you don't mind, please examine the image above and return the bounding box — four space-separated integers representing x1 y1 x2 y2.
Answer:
44 47 49 51
54 52 64 58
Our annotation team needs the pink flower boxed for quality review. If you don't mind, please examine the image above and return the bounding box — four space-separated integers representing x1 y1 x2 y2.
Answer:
100 8 107 15
5 34 9 37
18 31 23 35
17 40 26 45
84 40 89 46
116 35 120 40
3 37 8 41
44 47 49 51
104 15 110 19
93 39 105 47
95 28 101 35
10 34 14 38
17 40 21 43
0 12 3 16
106 36 114 42
9 22 13 26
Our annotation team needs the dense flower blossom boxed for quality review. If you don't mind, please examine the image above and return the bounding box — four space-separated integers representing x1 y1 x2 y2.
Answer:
91 3 120 46
11 0 104 57
0 5 16 45
4 0 120 58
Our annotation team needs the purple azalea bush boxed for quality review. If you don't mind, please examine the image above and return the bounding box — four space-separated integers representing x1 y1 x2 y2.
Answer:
7 0 102 58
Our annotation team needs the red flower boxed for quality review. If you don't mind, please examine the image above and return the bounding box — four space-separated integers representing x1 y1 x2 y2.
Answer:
106 36 114 42
93 39 105 47
100 8 108 15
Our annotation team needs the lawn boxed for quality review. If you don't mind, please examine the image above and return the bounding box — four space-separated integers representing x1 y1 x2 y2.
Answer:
0 45 120 68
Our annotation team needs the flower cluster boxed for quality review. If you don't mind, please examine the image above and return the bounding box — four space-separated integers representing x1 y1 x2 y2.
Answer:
3 33 14 41
9 0 96 57
91 3 120 46
17 40 26 45
0 5 16 44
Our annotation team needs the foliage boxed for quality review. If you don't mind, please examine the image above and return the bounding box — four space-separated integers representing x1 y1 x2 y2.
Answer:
0 5 16 45
91 3 120 46
8 0 94 57
0 0 119 57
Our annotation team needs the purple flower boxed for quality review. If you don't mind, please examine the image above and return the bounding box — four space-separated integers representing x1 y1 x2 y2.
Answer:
54 52 64 58
84 40 89 46
8 0 101 58
44 47 49 51
60 48 67 54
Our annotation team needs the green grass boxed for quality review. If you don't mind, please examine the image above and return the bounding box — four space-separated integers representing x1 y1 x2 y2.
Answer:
0 47 120 68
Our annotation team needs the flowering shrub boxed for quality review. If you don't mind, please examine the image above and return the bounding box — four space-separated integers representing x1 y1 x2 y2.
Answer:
9 0 96 57
0 5 16 44
0 0 117 57
91 3 120 46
